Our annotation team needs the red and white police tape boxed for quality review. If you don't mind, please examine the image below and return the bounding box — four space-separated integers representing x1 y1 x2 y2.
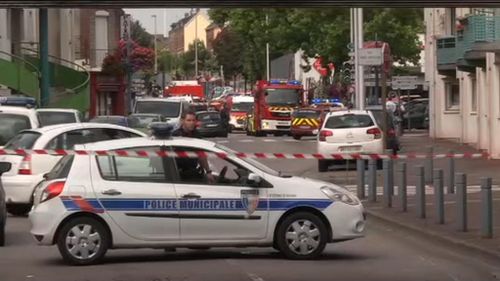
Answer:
0 149 490 160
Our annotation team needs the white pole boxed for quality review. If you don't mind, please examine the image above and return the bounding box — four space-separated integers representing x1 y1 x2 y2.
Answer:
152 15 158 75
266 13 270 81
354 9 360 108
163 9 167 37
358 8 365 110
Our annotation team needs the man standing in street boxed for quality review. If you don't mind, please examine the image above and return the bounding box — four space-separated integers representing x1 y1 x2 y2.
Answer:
172 111 215 184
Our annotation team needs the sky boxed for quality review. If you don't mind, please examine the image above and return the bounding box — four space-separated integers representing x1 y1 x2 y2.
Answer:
123 8 207 37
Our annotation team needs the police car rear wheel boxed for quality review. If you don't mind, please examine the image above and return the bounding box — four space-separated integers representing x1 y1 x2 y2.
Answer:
57 217 109 265
276 212 327 260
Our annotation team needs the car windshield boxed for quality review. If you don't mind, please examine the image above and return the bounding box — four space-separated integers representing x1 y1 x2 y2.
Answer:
4 131 41 149
370 110 395 129
265 89 300 106
325 114 374 129
135 101 180 117
0 114 32 146
38 111 77 126
231 102 253 112
197 113 221 122
215 144 280 177
292 110 320 119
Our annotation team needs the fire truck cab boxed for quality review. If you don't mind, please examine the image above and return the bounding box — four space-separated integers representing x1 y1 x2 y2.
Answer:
246 79 304 136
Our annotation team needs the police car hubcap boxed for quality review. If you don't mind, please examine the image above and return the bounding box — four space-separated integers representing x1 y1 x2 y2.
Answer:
65 224 101 260
286 219 321 255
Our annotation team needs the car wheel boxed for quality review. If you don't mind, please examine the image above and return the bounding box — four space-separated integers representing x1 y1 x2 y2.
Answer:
318 160 329 172
293 135 301 140
276 212 327 260
0 222 5 247
57 217 109 265
6 204 32 217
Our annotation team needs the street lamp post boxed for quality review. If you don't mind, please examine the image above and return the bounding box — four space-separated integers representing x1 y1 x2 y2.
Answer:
152 15 158 75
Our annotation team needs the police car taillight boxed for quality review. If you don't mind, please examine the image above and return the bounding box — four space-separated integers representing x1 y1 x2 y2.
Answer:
18 155 32 175
40 181 65 203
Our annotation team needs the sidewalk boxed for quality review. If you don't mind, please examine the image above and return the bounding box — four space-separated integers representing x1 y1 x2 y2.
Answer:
361 131 500 260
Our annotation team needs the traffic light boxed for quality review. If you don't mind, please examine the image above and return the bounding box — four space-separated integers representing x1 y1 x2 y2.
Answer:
342 61 354 85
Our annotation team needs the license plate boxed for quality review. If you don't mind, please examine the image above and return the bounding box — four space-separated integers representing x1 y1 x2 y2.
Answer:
339 146 361 152
278 122 289 125
300 126 310 129
206 124 218 128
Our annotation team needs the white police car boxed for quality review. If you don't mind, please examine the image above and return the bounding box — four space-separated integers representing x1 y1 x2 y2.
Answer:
29 135 365 265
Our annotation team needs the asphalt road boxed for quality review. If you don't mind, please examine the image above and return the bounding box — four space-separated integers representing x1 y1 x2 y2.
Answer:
1 132 499 281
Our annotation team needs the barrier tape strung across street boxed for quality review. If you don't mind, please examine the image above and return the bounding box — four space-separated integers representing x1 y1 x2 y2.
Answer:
0 149 490 160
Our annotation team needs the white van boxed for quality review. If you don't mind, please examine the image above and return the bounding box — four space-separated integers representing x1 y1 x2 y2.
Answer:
134 98 189 129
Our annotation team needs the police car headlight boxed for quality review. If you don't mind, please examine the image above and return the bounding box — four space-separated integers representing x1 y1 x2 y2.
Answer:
320 186 360 205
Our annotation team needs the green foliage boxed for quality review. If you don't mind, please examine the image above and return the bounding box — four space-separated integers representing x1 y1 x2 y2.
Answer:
130 20 153 48
208 8 424 83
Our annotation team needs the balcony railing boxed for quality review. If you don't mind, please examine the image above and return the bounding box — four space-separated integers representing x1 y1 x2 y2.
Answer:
436 36 457 65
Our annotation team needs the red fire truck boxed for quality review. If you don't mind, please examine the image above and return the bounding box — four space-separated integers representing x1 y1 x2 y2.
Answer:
245 79 305 136
164 80 205 100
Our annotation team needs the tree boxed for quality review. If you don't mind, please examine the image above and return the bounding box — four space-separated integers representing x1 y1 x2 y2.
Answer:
212 28 244 80
130 20 153 48
208 8 424 83
180 40 216 78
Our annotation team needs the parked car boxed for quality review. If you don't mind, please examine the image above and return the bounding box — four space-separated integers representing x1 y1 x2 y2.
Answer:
89 115 130 127
0 106 40 147
317 110 384 172
0 123 146 216
196 111 229 138
365 105 401 154
0 162 11 246
403 99 429 129
127 113 165 135
37 108 84 126
29 136 365 265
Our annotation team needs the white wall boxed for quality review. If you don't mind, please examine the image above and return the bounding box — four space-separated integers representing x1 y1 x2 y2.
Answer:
486 52 500 158
0 9 10 59
22 9 38 45
461 71 479 145
59 9 75 63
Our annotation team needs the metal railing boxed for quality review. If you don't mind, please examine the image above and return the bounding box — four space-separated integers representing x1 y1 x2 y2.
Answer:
0 50 41 103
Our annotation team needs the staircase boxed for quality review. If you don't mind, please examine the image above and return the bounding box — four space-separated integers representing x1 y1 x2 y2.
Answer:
0 49 90 113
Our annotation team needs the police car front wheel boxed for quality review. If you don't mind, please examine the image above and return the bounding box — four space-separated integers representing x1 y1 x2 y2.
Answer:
276 212 327 260
56 217 110 265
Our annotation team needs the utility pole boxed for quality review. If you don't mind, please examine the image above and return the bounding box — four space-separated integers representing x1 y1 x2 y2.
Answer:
353 8 364 109
152 15 158 75
195 10 198 78
266 13 270 81
124 14 132 114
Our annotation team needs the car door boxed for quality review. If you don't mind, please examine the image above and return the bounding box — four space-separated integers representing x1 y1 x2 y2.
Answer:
90 146 180 241
170 146 269 241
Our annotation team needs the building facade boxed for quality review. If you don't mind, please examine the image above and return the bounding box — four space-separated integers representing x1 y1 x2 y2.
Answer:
426 8 500 159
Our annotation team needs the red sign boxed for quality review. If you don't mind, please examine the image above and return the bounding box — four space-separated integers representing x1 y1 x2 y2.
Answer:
313 57 328 77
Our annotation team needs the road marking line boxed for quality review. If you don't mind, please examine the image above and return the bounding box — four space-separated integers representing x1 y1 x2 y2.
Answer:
239 139 254 143
247 273 265 281
263 139 277 142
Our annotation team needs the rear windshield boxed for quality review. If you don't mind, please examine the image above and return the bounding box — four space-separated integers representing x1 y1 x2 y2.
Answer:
38 112 77 126
325 114 374 129
135 101 180 117
4 131 41 149
292 110 320 119
0 113 32 146
45 155 74 181
90 116 127 126
190 104 208 112
197 113 221 121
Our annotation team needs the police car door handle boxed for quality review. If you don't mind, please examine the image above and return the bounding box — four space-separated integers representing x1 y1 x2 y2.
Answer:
101 189 122 196
182 193 201 199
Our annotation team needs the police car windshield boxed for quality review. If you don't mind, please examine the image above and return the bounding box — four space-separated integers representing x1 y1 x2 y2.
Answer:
265 89 299 106
135 101 180 117
0 114 32 146
231 102 253 112
215 144 280 177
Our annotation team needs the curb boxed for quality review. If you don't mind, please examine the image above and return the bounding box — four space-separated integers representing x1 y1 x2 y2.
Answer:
365 208 500 262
